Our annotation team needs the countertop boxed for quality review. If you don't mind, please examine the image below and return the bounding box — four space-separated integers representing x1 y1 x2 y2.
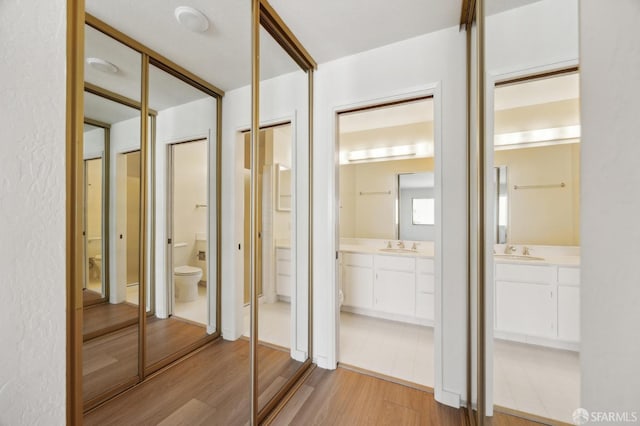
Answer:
339 245 580 266
340 244 434 258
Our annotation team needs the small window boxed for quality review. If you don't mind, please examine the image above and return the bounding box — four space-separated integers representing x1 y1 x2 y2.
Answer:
412 198 435 225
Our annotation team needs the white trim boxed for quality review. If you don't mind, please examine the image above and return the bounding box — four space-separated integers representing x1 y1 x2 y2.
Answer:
438 389 462 408
329 84 444 398
341 306 434 327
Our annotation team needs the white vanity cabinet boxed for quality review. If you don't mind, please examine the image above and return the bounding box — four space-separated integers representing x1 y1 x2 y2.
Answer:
494 262 580 349
340 250 435 326
275 247 291 298
342 253 374 309
557 267 580 342
415 258 435 321
373 255 415 316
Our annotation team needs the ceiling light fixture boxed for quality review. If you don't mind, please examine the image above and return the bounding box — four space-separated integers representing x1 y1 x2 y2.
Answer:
175 6 210 33
494 125 581 147
86 57 119 74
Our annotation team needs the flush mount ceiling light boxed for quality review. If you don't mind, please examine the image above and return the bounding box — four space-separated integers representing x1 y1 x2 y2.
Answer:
175 6 210 33
86 57 119 74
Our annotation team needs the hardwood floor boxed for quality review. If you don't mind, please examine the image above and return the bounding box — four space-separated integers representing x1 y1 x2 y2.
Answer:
84 339 299 425
271 367 467 426
83 316 207 405
83 301 138 341
83 288 104 304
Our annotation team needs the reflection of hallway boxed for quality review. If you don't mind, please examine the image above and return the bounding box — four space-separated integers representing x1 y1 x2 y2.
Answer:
243 301 291 349
339 312 434 388
83 317 206 404
84 339 298 425
493 340 579 424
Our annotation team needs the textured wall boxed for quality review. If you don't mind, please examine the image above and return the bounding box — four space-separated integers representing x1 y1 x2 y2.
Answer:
0 0 67 424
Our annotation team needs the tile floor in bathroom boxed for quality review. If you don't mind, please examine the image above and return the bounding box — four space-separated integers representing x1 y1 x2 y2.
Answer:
337 311 579 424
493 339 580 424
173 285 208 325
339 312 434 388
243 300 291 349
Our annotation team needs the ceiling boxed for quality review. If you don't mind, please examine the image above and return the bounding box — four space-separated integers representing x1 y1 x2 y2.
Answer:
86 0 547 93
340 99 434 134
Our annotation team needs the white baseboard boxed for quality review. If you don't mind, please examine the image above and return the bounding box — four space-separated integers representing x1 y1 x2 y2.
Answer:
314 355 335 370
206 325 217 335
435 388 461 408
291 349 307 362
494 330 579 351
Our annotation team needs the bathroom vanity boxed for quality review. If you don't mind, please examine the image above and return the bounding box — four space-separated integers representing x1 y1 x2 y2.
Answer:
339 240 436 327
494 250 580 351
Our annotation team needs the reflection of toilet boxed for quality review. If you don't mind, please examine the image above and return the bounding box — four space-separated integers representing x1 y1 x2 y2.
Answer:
90 254 102 281
174 265 202 302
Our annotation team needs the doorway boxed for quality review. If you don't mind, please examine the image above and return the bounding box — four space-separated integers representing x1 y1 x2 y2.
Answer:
167 138 209 325
336 97 437 388
239 122 293 349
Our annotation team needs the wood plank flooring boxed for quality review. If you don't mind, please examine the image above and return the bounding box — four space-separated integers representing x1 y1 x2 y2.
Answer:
83 289 104 304
83 301 138 341
83 316 207 404
271 367 467 426
84 338 298 426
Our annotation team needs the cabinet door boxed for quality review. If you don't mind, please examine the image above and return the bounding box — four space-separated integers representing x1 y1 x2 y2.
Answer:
558 286 580 341
496 281 555 337
374 270 415 316
343 265 373 309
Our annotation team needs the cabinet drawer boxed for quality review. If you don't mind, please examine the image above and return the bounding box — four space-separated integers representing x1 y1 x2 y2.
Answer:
375 255 415 272
416 273 435 293
558 267 580 286
276 260 291 276
276 248 291 261
343 252 373 268
495 263 555 284
276 274 291 297
415 292 434 320
417 258 435 274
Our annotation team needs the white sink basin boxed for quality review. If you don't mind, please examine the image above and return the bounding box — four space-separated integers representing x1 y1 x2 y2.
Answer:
379 248 417 254
494 254 545 261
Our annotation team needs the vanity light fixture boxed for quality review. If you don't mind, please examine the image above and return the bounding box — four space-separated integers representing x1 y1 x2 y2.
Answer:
174 6 210 33
86 57 119 74
342 142 433 164
494 125 581 148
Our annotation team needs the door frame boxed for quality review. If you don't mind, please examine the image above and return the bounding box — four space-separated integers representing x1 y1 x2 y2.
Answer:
331 84 444 396
165 136 211 323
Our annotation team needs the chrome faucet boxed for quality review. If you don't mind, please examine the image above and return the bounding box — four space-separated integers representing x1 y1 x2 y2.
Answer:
522 246 532 256
385 241 392 249
504 244 517 254
397 241 405 249
411 242 419 250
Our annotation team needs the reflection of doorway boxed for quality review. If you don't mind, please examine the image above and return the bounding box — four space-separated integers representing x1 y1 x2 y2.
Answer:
336 97 436 388
489 70 581 424
84 157 104 297
238 123 293 349
167 139 209 325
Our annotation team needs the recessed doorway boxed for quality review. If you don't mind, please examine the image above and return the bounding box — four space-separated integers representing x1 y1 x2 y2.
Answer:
336 97 437 388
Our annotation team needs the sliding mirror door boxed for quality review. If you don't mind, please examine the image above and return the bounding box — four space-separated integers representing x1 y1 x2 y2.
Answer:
145 63 219 370
480 0 580 424
82 24 143 408
252 7 314 420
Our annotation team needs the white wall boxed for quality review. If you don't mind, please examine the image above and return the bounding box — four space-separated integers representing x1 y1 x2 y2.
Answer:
580 1 640 422
0 0 66 424
313 26 467 406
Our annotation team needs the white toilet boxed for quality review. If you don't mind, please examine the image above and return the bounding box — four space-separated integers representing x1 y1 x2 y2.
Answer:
174 265 202 303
